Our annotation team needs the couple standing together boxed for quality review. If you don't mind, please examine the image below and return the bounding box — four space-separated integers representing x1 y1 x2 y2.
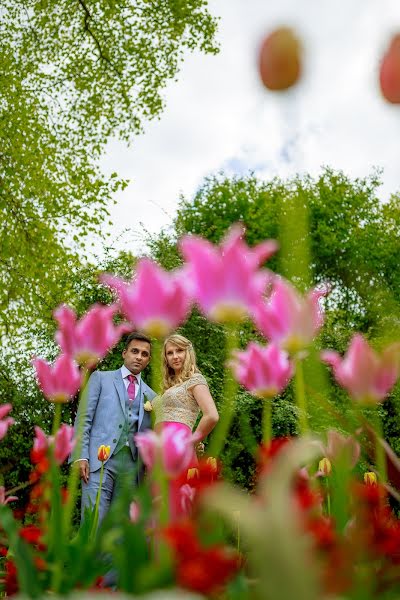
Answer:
74 332 219 523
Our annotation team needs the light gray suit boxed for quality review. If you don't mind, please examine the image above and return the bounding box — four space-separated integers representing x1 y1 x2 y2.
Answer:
74 367 156 522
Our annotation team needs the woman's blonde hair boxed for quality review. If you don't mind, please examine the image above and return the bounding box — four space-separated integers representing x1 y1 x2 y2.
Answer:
162 334 199 390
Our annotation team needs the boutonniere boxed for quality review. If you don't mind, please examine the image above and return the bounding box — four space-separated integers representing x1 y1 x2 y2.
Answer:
143 394 153 412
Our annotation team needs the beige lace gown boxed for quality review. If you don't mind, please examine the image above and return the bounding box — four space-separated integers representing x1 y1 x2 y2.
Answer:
152 372 208 433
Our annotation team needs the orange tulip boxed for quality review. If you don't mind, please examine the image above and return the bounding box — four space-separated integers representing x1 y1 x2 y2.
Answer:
258 27 302 91
97 445 111 462
380 34 400 104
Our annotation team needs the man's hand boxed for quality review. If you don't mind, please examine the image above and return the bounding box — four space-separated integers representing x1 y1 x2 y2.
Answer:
76 460 90 484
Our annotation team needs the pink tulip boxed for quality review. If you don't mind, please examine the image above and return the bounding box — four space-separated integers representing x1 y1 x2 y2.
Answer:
0 403 14 440
254 278 326 353
129 501 141 523
322 334 400 404
0 486 18 505
323 429 360 468
135 423 195 478
179 483 196 514
180 224 277 323
32 354 81 403
54 304 130 367
33 424 75 465
101 259 191 338
230 342 293 398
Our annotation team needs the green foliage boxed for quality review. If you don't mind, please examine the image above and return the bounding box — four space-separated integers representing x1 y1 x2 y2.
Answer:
0 0 219 335
147 168 400 487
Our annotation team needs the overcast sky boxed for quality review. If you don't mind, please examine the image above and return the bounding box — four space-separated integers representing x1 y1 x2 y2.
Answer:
99 0 400 256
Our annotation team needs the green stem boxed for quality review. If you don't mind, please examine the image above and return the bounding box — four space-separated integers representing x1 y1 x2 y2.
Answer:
294 357 309 435
151 338 163 395
208 323 238 458
90 462 104 540
63 368 90 538
373 408 387 484
262 399 272 445
52 402 62 436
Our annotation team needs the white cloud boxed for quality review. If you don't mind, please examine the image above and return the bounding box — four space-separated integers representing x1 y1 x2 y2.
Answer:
99 0 400 256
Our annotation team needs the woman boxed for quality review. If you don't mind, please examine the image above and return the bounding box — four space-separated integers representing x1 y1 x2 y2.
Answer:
152 333 219 517
153 333 219 440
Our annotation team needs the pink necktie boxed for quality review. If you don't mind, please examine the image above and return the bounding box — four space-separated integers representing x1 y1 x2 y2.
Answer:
127 374 137 401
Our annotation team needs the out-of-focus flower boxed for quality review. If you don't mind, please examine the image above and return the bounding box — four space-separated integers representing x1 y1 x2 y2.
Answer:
135 423 195 478
129 501 140 523
54 304 129 367
179 484 196 514
0 486 18 505
320 429 361 468
206 457 218 472
31 425 75 466
230 342 293 398
180 224 277 323
254 278 327 353
0 403 14 440
97 445 111 462
143 400 153 412
364 472 378 486
379 33 400 103
101 260 191 338
32 354 81 403
258 27 302 91
321 335 400 404
318 457 332 477
163 521 241 596
187 468 199 480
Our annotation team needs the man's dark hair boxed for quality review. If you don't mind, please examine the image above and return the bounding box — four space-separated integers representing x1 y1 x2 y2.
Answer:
124 331 152 350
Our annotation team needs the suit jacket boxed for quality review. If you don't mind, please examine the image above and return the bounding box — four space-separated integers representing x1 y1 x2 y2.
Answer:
73 368 156 473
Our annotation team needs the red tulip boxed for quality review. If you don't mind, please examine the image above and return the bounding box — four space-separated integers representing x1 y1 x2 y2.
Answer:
380 34 400 104
258 27 302 91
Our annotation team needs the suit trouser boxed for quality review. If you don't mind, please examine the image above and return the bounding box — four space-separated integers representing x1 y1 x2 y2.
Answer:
81 446 137 525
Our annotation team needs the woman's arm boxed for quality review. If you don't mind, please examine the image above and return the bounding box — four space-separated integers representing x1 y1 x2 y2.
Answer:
192 384 219 441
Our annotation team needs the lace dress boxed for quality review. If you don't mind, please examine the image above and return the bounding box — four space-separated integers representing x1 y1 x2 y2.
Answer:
152 373 208 430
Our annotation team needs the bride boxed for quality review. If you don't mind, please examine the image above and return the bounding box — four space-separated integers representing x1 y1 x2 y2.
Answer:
152 333 219 517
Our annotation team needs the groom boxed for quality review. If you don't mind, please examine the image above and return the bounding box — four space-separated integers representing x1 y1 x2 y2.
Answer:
74 331 156 523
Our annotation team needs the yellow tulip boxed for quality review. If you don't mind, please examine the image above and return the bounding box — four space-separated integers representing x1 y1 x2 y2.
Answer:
318 457 332 476
364 471 378 485
97 444 111 462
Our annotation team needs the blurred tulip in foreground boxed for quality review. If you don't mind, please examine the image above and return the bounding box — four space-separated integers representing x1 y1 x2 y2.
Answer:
379 34 400 103
230 342 293 398
180 224 277 323
0 403 14 440
32 424 75 465
54 304 129 367
135 423 195 478
32 354 81 403
258 27 302 91
322 429 360 468
255 278 326 353
322 334 400 404
101 259 191 338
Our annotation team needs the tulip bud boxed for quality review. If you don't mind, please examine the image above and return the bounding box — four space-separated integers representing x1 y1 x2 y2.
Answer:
206 457 218 472
129 501 140 523
258 27 302 91
364 471 378 486
379 34 400 104
187 468 199 480
97 445 111 462
318 457 332 476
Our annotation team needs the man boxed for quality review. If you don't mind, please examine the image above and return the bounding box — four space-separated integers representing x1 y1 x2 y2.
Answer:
73 332 156 523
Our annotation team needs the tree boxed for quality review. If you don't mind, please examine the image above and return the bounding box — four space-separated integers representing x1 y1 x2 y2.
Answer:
147 168 400 485
0 0 219 334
